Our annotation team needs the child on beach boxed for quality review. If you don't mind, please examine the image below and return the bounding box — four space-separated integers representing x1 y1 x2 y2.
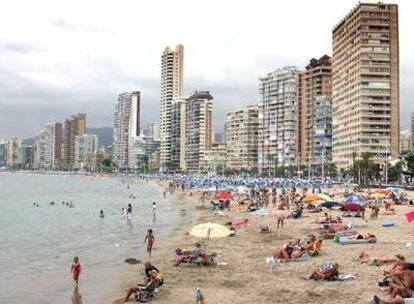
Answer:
70 257 81 284
144 229 155 257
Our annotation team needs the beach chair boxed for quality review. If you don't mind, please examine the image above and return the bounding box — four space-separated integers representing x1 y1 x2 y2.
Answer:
133 284 153 302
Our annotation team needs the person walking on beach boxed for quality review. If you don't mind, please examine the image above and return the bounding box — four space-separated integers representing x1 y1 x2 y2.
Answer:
196 288 207 304
70 257 81 284
152 202 157 223
144 229 155 257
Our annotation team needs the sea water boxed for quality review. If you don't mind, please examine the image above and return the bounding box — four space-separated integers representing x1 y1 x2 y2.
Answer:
0 172 188 303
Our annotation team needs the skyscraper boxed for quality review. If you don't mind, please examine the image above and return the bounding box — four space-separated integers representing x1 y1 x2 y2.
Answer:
62 114 86 169
74 134 99 169
299 55 332 166
225 105 259 172
160 44 184 172
332 3 399 168
113 91 140 169
185 91 213 174
5 137 22 168
258 66 301 174
170 96 187 172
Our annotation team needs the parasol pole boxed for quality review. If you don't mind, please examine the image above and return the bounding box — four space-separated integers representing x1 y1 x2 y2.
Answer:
205 226 211 253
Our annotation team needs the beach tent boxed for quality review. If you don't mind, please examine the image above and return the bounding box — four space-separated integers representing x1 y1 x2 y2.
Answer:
344 195 363 204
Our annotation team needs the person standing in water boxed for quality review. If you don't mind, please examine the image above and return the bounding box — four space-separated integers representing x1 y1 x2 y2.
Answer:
144 229 155 257
70 257 81 284
99 210 104 218
127 203 132 220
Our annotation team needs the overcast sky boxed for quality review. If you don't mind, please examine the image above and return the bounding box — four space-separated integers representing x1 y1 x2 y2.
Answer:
0 0 412 139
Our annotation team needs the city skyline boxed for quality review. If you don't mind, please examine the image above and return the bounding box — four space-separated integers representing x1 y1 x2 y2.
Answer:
0 0 413 140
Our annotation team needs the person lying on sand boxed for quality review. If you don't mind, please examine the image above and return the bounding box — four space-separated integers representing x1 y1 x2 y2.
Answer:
304 262 339 280
358 251 404 266
273 240 298 261
258 222 270 233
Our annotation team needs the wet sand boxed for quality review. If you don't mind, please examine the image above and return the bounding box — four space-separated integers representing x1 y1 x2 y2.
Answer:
112 186 414 304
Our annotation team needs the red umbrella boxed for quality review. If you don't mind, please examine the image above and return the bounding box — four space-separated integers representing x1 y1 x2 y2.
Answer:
215 191 232 200
341 203 365 212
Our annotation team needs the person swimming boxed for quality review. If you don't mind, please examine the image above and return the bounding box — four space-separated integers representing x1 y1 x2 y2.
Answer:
100 210 104 218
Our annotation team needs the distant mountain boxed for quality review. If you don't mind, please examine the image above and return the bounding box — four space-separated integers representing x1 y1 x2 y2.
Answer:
86 127 113 147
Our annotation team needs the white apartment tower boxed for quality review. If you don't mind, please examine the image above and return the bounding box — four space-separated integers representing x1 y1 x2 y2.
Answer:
258 66 301 174
185 91 213 174
160 44 184 172
113 91 140 170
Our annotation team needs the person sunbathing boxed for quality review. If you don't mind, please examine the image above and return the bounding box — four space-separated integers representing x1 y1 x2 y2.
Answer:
306 263 339 280
352 233 376 242
273 240 297 261
258 222 271 233
358 252 403 266
175 243 205 266
123 270 161 302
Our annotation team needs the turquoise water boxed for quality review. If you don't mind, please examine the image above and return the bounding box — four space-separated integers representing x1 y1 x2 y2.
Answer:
0 173 187 303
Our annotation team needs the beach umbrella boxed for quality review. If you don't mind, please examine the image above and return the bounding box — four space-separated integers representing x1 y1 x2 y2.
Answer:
303 194 322 203
373 189 389 195
319 194 334 201
318 201 343 209
405 211 414 223
386 187 402 193
370 193 386 199
253 208 271 216
190 223 232 239
215 191 232 200
341 203 365 212
345 195 363 204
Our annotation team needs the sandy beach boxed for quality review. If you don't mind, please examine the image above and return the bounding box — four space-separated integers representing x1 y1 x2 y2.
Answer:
112 185 414 304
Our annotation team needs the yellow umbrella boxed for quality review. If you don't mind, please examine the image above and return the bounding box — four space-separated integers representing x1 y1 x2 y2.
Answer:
190 223 231 239
370 193 385 199
303 194 321 203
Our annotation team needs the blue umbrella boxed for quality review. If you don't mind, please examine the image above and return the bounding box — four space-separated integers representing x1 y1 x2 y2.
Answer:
345 195 363 204
253 208 271 216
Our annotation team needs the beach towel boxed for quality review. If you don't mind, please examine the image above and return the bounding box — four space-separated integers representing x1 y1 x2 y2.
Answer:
266 253 310 266
339 237 376 245
336 274 356 281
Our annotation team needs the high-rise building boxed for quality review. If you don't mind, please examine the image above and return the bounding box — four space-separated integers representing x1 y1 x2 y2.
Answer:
411 112 414 149
225 105 259 172
170 96 187 172
5 137 22 168
332 3 399 168
34 122 62 170
74 134 99 169
62 114 86 169
0 139 6 167
113 91 140 170
185 91 213 174
160 44 184 172
258 66 301 174
203 142 227 174
300 55 332 165
400 130 412 153
128 135 161 171
148 122 160 139
314 96 333 165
